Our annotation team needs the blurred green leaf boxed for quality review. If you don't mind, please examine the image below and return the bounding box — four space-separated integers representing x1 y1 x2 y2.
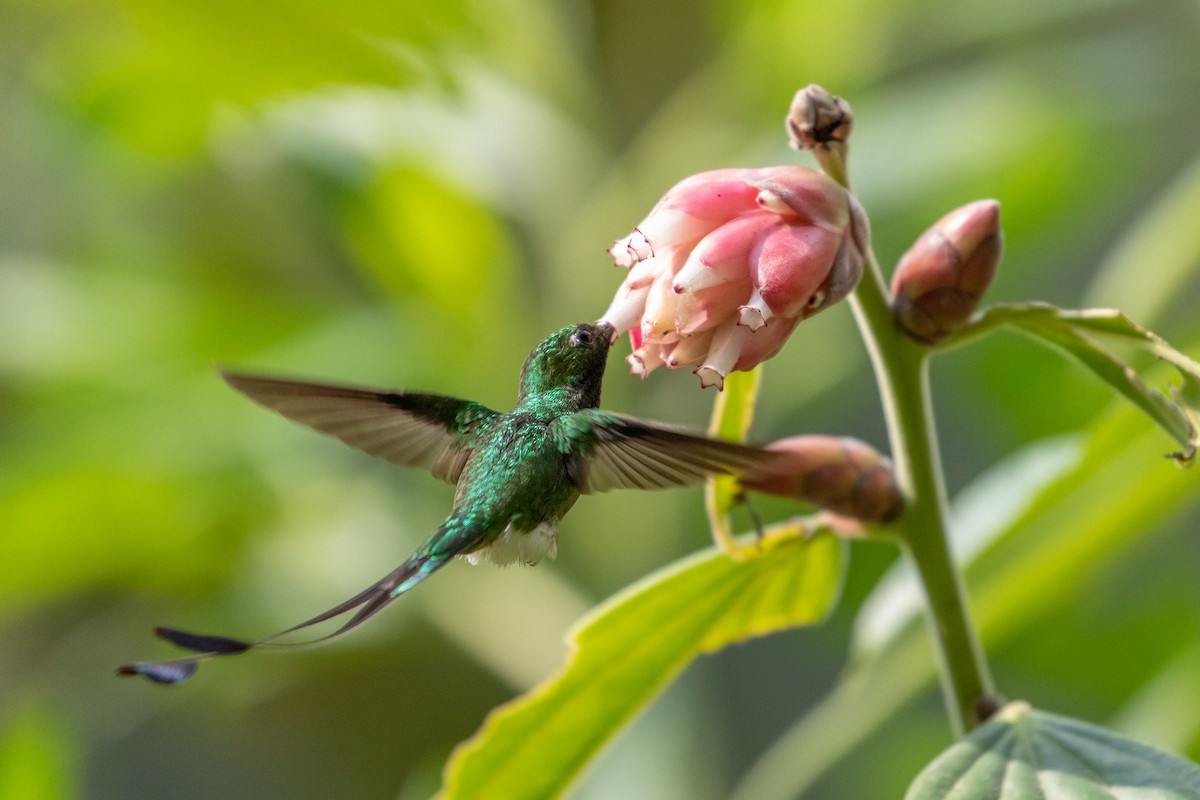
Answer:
0 706 77 800
906 701 1200 800
438 524 845 800
0 468 222 607
853 434 1084 658
1112 642 1200 755
1086 151 1200 323
340 165 517 320
53 0 478 154
944 303 1200 463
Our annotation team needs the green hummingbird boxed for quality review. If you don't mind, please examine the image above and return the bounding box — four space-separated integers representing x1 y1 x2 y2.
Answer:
118 322 779 684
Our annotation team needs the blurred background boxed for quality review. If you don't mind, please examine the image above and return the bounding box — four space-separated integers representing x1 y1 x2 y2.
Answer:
2 0 1199 797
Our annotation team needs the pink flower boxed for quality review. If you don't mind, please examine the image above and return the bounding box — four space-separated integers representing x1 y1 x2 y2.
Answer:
599 166 868 389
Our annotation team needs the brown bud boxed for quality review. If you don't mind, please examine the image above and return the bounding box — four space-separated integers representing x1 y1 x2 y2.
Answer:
742 435 903 524
891 200 1002 343
786 85 853 152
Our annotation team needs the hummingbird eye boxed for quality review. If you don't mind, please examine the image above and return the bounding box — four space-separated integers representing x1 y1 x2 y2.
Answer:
569 329 594 348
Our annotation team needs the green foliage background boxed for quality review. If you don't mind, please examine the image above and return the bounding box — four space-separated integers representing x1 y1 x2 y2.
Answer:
1 0 1198 797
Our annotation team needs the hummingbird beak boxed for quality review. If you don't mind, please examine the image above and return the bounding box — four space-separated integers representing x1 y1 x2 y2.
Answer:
595 320 617 344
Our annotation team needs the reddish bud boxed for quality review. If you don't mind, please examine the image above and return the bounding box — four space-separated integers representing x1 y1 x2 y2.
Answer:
741 435 903 524
891 200 1002 343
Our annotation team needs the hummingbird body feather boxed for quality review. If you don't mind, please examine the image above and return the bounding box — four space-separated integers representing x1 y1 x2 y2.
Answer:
449 411 579 566
119 322 784 684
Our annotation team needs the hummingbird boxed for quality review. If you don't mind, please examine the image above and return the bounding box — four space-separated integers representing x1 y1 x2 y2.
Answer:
118 322 780 684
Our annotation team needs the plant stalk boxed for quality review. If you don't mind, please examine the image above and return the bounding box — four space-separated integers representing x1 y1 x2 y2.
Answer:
849 252 996 735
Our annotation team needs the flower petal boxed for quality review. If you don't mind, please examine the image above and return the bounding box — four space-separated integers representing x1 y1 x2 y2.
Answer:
640 271 682 344
746 166 848 231
733 316 799 372
656 170 763 220
608 228 654 267
624 172 766 260
599 283 652 335
672 212 777 293
628 342 666 378
737 287 772 331
676 279 754 335
694 319 752 390
664 329 716 367
751 221 843 319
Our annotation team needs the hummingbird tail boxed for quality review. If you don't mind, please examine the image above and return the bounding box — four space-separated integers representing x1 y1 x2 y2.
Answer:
117 529 470 684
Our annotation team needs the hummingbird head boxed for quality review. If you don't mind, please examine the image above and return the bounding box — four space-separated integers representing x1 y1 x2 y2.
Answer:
518 322 614 408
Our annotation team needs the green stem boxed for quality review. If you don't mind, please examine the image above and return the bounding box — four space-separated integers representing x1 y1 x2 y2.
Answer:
849 251 996 735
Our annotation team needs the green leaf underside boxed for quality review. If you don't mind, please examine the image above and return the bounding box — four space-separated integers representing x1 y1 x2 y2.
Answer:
438 526 844 800
708 367 763 522
906 702 1200 800
709 367 762 443
955 304 1200 464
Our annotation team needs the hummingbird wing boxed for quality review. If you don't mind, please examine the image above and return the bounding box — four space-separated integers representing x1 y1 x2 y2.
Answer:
556 409 780 493
221 371 499 483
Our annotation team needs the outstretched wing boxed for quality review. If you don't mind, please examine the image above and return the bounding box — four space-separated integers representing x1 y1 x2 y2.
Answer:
221 371 499 484
556 409 780 493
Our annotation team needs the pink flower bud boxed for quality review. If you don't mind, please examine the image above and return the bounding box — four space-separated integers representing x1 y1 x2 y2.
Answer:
741 435 903 523
599 166 868 389
891 200 1002 343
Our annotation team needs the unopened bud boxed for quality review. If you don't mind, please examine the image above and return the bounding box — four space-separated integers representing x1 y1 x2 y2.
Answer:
891 200 1002 343
742 435 903 524
787 84 853 152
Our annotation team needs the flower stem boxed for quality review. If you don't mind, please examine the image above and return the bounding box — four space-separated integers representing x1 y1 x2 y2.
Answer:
849 251 996 735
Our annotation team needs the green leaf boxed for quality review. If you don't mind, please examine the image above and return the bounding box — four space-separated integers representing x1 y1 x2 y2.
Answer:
943 303 1200 464
707 366 763 443
705 366 763 556
906 701 1200 800
438 524 845 800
